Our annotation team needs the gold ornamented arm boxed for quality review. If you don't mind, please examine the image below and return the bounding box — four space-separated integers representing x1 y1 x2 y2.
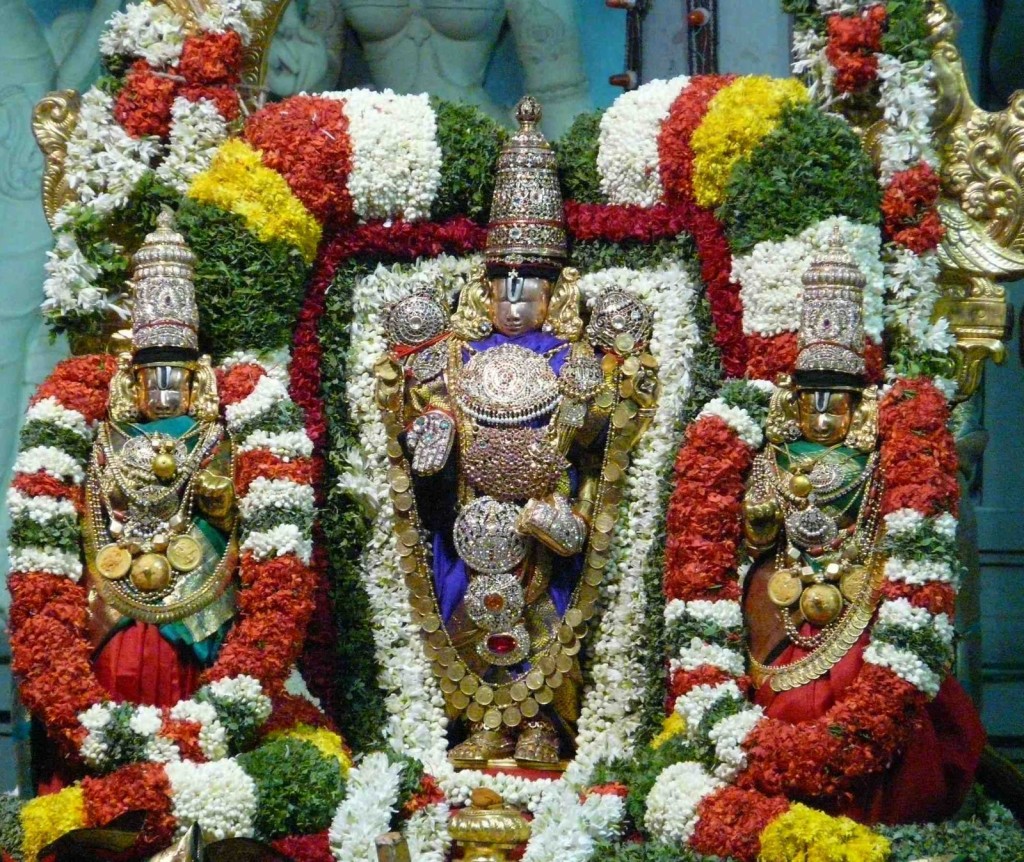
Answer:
195 467 235 532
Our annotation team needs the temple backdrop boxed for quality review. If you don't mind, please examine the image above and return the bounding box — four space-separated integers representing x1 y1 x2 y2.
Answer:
2 0 1019 792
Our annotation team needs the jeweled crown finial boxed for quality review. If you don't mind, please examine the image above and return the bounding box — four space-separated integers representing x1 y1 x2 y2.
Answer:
130 207 200 362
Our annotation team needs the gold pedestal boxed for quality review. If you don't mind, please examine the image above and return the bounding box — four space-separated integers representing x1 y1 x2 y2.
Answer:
449 788 531 862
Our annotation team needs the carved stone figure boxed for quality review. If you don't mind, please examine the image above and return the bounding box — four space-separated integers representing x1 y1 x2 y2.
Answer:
374 98 657 768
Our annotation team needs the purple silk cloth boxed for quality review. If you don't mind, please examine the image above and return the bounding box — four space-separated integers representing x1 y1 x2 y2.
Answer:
435 331 581 623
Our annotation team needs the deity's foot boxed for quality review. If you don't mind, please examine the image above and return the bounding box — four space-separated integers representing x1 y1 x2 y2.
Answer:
449 725 516 769
513 718 561 769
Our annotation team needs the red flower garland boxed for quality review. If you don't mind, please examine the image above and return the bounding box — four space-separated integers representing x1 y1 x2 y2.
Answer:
657 75 736 204
244 97 355 226
745 332 886 383
881 163 945 254
825 5 887 93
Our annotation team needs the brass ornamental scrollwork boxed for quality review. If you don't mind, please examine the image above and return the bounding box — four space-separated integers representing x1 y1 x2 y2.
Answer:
32 90 81 229
927 0 1022 398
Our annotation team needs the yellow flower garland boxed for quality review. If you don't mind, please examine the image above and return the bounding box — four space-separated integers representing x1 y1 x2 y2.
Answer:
758 803 891 862
20 787 87 862
188 139 322 264
690 77 808 209
268 723 352 775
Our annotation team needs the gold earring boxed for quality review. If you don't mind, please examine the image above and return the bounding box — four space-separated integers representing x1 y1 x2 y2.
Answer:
190 356 220 422
765 375 800 444
547 267 584 342
108 353 139 424
451 265 493 341
845 387 878 452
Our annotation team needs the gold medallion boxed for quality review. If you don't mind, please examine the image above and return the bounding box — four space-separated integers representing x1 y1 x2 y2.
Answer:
96 544 132 580
130 553 172 592
840 566 869 602
467 702 485 723
800 583 844 626
482 708 503 730
767 570 803 608
166 535 202 573
503 706 522 727
521 697 540 718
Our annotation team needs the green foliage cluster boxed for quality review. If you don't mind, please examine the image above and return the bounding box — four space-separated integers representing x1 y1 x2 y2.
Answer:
9 515 79 554
193 688 263 753
717 379 772 426
430 99 508 223
554 111 605 205
720 102 881 256
880 790 1024 861
319 259 389 752
237 738 346 838
591 840 734 862
881 0 932 62
0 792 25 861
887 342 957 384
175 198 309 359
19 419 91 466
571 233 698 276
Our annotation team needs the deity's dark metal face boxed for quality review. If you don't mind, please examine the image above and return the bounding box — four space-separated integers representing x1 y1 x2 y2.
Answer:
797 389 855 446
135 365 193 420
489 275 551 337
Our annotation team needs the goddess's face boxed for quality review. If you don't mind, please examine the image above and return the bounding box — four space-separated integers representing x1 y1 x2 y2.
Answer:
135 366 193 420
489 275 550 337
797 389 855 446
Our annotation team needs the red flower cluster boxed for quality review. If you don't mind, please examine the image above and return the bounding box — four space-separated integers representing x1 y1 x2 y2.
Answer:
826 5 887 93
879 377 958 517
564 201 747 376
658 75 736 203
692 786 789 861
31 354 117 424
270 832 333 862
115 32 243 139
663 415 753 603
82 763 176 855
245 97 355 225
881 163 945 253
402 774 446 817
745 333 885 383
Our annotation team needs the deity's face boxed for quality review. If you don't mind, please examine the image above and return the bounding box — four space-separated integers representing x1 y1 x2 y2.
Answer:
797 389 855 446
135 365 193 420
489 275 551 337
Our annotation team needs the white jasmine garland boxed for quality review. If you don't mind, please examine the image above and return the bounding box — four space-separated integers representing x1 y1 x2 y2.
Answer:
708 706 763 781
403 802 451 862
876 56 938 182
933 512 958 541
196 0 265 43
8 546 82 581
225 375 291 435
218 352 290 382
25 397 92 437
864 640 942 697
65 88 160 216
697 398 764 449
882 247 953 357
99 1 188 65
322 89 442 222
156 98 230 194
204 675 273 723
14 446 86 484
671 638 746 678
884 556 958 587
240 523 312 564
597 76 689 206
236 429 314 460
733 217 885 341
568 265 699 787
42 228 111 319
876 598 955 645
665 598 744 631
523 787 624 862
171 700 229 761
672 681 744 736
129 705 164 737
238 477 315 518
166 759 257 841
6 489 78 524
329 753 404 862
883 508 926 536
644 762 722 843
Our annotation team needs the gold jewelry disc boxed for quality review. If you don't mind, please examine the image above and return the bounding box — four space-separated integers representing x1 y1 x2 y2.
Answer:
96 544 132 580
840 566 869 603
800 583 844 626
767 570 802 608
167 535 202 573
130 553 172 592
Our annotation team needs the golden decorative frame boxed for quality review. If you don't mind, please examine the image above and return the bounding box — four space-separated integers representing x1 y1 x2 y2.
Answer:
31 0 1021 396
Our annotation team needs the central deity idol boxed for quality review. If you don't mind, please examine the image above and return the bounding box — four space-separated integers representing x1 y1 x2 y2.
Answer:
374 98 658 769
